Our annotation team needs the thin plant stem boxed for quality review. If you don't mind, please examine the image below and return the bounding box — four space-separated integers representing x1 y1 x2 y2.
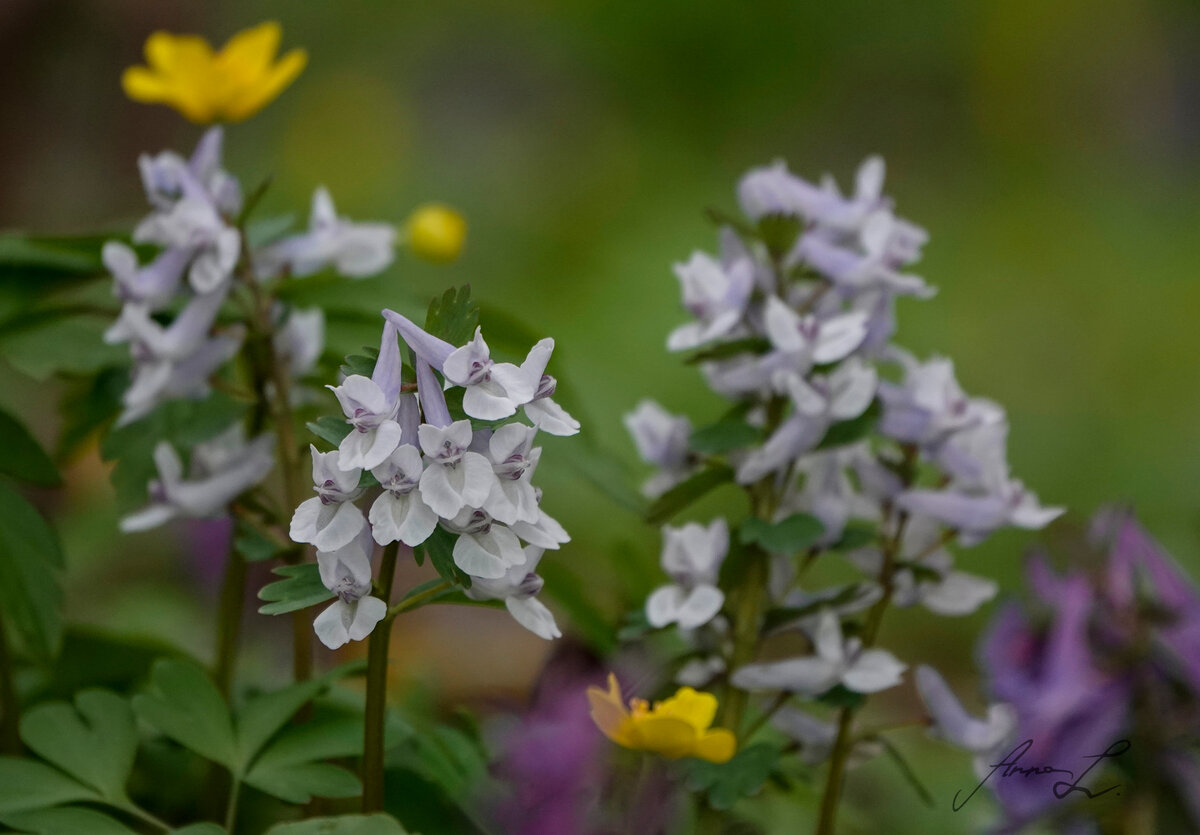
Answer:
362 542 401 812
815 707 856 835
387 580 452 618
224 777 242 833
213 546 248 698
0 618 20 754
741 691 791 741
118 802 173 833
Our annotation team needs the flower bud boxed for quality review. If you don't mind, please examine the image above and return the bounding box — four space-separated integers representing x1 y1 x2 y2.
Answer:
406 204 467 263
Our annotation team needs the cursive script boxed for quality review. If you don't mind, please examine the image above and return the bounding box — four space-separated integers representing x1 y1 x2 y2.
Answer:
952 739 1131 812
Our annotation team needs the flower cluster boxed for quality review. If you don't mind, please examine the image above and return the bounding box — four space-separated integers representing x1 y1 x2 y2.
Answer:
620 157 1062 777
290 310 579 649
110 126 403 531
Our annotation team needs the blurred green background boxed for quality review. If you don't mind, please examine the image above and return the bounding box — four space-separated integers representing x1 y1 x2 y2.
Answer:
2 0 1199 831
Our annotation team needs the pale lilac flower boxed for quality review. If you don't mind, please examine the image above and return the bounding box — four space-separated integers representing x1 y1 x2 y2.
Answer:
416 420 495 519
895 481 1063 546
645 519 729 630
120 426 274 532
275 307 325 379
772 706 883 766
316 527 375 595
466 547 561 640
509 491 571 551
138 127 241 217
368 444 437 547
665 251 754 351
732 610 906 695
771 448 881 546
915 665 1015 754
482 423 542 525
118 329 244 426
105 283 229 360
761 296 869 382
519 340 579 436
442 327 539 420
313 579 387 650
328 321 404 471
623 400 695 498
381 309 454 370
103 242 189 311
289 446 366 552
443 507 526 580
255 187 395 279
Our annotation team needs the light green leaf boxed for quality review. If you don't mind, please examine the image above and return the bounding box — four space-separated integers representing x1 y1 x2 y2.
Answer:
0 482 64 659
19 689 136 802
815 400 881 451
0 315 127 379
424 284 478 346
257 563 334 616
132 659 238 770
172 825 228 834
306 416 352 448
683 742 780 810
416 527 470 588
739 513 825 555
0 757 100 814
266 814 409 835
689 419 759 455
0 407 60 485
645 465 734 525
243 761 361 804
0 806 138 834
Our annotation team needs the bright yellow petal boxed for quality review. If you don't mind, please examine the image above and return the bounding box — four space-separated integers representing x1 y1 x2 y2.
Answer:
121 66 171 103
653 687 719 732
217 20 281 76
587 673 632 745
144 31 213 75
221 47 307 121
692 729 738 764
628 716 700 759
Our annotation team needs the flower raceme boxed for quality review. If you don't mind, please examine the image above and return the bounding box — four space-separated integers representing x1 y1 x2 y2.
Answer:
122 21 306 123
587 674 736 764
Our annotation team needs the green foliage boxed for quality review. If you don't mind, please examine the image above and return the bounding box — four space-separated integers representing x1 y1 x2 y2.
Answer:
242 718 364 804
258 564 334 616
682 336 771 365
815 400 881 451
689 418 759 455
339 348 379 381
645 464 734 525
816 685 866 711
831 522 877 552
877 736 935 808
761 584 871 633
684 743 781 810
424 285 478 346
417 526 472 588
307 415 353 448
739 513 824 555
55 367 126 462
267 814 409 834
0 315 127 379
0 482 64 659
0 806 138 834
561 441 647 516
133 660 239 769
757 213 803 260
0 757 101 814
0 234 105 279
234 521 286 563
386 714 493 830
0 408 60 486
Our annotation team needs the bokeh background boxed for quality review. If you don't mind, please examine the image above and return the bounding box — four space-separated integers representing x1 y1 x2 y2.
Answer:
2 1 1199 832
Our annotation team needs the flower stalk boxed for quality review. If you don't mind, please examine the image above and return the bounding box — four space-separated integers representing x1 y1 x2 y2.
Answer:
361 541 401 812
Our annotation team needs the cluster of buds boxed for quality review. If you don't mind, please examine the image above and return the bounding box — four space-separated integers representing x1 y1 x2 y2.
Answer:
290 311 580 649
110 127 403 532
623 156 1062 766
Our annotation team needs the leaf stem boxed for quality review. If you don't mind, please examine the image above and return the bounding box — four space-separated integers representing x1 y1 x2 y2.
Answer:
387 580 452 619
214 545 247 698
362 541 401 812
224 777 242 833
118 801 172 833
0 617 20 754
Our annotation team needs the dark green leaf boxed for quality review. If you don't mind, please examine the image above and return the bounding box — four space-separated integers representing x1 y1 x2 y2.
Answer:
899 561 944 584
172 825 228 835
0 482 64 659
645 464 734 525
132 659 238 770
757 213 803 259
424 285 478 347
878 736 935 808
19 690 136 802
339 349 378 381
266 814 409 835
258 564 334 616
0 806 138 834
55 368 126 462
815 400 881 451
245 761 362 804
703 206 757 239
0 757 100 814
0 316 127 379
307 415 352 448
739 513 824 555
0 408 60 485
761 584 871 632
683 337 771 365
689 419 759 455
0 234 105 277
418 527 470 588
684 743 780 810
831 522 877 552
234 521 284 563
816 685 866 711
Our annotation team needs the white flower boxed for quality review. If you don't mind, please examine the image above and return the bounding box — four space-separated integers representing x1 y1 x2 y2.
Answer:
368 444 438 547
275 307 325 379
915 665 1015 754
623 400 694 498
103 242 188 311
441 328 539 420
646 519 728 630
328 375 403 471
666 251 754 352
518 339 579 436
731 610 906 695
313 589 387 650
316 528 375 594
481 423 541 525
255 187 395 279
289 446 367 552
120 427 275 532
443 507 526 580
118 329 244 426
416 421 495 519
895 480 1064 547
105 284 229 360
509 492 571 550
771 706 883 767
762 296 869 375
133 185 240 295
465 547 561 640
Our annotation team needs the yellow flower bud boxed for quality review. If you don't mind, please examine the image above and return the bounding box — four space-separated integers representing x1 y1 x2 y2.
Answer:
587 673 737 763
405 204 467 263
122 21 306 123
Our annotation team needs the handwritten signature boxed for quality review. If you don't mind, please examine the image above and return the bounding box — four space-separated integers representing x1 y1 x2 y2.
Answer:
952 739 1132 811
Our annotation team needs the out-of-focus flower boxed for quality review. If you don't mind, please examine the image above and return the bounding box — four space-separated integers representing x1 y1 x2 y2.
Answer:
405 203 467 263
587 674 736 763
122 21 306 123
915 665 1014 754
666 251 754 352
646 519 728 630
624 400 695 498
255 187 395 279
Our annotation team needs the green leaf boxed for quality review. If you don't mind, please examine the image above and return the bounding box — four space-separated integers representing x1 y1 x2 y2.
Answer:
878 736 935 808
682 336 771 365
246 761 362 804
561 442 647 516
19 689 136 802
757 213 803 259
266 814 409 835
307 416 352 448
0 482 64 659
55 368 126 462
245 213 295 249
831 522 877 552
0 806 138 834
645 464 734 525
703 206 758 240
0 408 60 485
689 419 759 455
816 685 866 711
739 513 824 555
172 825 228 835
339 349 378 381
815 399 881 451
132 659 238 770
0 315 128 379
387 722 487 805
418 527 471 588
234 521 284 563
235 663 365 770
0 234 105 277
424 285 478 347
684 743 780 810
0 757 100 814
258 564 335 616
760 584 871 632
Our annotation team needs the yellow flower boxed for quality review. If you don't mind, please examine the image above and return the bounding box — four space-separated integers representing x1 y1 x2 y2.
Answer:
405 204 467 263
587 673 737 764
122 21 307 123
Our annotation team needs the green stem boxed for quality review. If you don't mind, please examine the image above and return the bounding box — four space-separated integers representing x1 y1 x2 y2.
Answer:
741 691 790 741
387 580 452 618
214 546 247 698
224 777 242 833
0 618 20 755
362 542 401 812
815 706 856 835
717 547 768 732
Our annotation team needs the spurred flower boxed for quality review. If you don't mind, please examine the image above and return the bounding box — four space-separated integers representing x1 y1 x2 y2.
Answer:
587 674 736 764
122 21 307 123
